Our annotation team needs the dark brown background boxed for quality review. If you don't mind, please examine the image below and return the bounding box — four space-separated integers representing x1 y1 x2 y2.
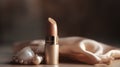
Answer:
0 0 120 46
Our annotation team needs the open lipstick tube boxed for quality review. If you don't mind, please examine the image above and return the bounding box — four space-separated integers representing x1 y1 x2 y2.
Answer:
45 17 59 65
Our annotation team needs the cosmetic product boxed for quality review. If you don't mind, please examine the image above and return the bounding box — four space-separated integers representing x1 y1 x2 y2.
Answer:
45 17 59 65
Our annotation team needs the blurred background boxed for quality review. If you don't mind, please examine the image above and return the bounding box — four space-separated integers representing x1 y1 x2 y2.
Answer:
0 0 120 46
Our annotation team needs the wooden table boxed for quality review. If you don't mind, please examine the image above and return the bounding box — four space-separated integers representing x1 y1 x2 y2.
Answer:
0 46 94 67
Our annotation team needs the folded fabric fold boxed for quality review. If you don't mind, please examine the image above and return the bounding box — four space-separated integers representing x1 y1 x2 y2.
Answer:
12 37 120 65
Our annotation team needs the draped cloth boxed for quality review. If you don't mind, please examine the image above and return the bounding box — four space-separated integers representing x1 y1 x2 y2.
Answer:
13 37 120 64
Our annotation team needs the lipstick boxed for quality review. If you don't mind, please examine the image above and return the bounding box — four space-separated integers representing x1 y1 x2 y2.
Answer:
45 17 59 64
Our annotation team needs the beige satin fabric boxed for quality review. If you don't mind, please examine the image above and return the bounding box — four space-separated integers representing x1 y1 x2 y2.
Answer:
13 37 120 64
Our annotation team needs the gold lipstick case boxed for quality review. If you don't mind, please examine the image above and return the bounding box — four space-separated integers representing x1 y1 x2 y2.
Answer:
45 36 59 65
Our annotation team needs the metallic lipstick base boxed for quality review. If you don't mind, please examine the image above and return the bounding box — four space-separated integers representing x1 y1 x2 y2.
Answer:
45 44 59 65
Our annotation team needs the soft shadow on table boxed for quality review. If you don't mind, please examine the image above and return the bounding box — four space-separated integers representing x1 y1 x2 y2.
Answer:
60 56 88 64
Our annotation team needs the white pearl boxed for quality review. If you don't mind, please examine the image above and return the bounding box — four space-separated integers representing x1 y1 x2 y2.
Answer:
32 54 43 65
16 47 35 61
